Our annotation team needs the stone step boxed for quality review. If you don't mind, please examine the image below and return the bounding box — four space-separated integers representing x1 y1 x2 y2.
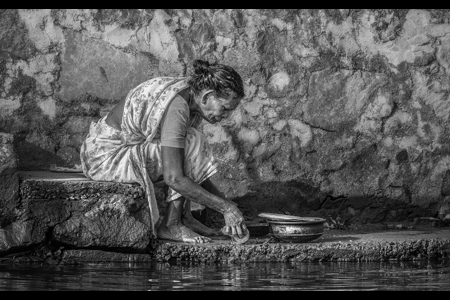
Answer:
1 171 167 256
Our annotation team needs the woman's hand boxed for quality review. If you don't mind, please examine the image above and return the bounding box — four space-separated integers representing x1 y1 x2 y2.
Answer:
221 203 247 239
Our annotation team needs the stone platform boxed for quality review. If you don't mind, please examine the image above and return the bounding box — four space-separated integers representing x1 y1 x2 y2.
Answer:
1 171 162 257
0 171 449 265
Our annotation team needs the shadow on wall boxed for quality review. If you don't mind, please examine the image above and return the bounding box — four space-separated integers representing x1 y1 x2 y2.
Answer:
204 180 439 229
14 140 69 171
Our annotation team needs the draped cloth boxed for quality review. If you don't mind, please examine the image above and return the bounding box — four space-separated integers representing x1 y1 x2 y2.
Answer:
80 77 218 238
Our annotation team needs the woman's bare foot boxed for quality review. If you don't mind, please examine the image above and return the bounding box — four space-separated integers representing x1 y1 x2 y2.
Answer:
182 212 221 237
181 200 221 237
157 222 212 244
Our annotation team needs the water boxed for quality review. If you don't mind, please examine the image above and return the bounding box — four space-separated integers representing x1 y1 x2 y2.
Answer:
0 260 449 291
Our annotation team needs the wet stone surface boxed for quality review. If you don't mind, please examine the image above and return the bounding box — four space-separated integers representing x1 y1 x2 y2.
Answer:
5 226 450 265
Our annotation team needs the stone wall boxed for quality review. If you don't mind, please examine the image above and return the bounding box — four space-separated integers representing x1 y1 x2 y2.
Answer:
2 9 450 224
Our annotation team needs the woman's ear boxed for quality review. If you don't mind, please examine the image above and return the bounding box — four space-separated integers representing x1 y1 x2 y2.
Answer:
201 90 214 105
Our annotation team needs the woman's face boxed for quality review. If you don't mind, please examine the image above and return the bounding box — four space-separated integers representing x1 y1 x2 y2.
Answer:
199 91 241 124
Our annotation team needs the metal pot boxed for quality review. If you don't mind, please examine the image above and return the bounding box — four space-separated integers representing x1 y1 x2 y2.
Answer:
268 217 326 243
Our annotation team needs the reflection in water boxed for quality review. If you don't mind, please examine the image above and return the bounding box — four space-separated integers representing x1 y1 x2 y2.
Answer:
0 260 449 290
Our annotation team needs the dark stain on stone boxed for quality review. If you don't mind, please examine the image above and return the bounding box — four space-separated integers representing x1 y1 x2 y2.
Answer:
432 144 450 158
345 52 392 75
0 9 37 60
351 144 378 169
323 9 348 25
367 54 392 74
174 31 194 61
371 9 408 43
8 70 36 97
119 10 147 30
93 9 151 30
442 170 450 196
231 10 245 28
413 52 435 67
190 22 215 42
187 22 216 57
255 31 273 57
395 149 409 164
309 51 342 73
99 66 108 82
426 9 450 24
0 57 6 86
0 57 6 74
396 61 410 76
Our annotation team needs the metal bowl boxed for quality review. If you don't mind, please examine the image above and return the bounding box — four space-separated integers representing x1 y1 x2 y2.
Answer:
268 217 326 243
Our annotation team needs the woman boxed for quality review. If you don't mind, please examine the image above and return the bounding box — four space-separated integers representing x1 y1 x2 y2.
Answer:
80 60 248 244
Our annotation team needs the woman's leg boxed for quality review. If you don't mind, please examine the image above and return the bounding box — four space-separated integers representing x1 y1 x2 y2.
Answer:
181 194 221 236
157 196 212 243
164 127 222 237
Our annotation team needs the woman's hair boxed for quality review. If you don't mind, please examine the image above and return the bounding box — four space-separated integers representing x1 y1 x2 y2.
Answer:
188 60 245 100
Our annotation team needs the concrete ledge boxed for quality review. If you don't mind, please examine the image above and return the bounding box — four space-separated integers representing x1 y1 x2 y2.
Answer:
7 227 450 264
148 228 450 263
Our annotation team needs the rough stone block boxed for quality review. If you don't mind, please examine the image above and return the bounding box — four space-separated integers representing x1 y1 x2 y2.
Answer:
0 132 19 227
0 171 167 256
0 219 44 253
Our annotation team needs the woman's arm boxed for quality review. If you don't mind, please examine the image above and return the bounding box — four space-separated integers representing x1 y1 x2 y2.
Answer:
161 145 246 237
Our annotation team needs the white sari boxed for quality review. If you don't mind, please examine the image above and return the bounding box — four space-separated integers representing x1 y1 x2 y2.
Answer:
80 77 218 237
